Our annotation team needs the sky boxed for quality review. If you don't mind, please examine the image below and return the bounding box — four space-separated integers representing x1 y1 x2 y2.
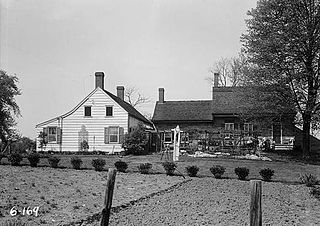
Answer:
0 0 258 138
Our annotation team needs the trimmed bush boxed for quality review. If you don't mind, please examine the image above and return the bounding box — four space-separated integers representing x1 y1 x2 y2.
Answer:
0 153 5 164
186 165 199 177
137 163 152 174
8 153 23 166
259 168 274 181
71 156 83 170
162 162 177 176
27 153 41 167
92 158 106 171
311 186 320 200
48 156 60 168
235 167 249 180
210 165 226 179
114 160 128 173
300 173 318 187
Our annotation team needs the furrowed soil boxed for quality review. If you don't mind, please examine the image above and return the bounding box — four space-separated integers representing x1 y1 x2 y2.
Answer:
0 165 185 225
106 178 320 226
1 155 320 225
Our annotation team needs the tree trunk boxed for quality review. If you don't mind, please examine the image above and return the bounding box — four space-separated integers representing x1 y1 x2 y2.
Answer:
302 114 311 158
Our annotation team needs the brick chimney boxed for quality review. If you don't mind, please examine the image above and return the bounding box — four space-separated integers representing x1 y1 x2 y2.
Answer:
159 88 164 103
214 72 219 87
95 72 105 89
212 72 219 100
117 86 125 101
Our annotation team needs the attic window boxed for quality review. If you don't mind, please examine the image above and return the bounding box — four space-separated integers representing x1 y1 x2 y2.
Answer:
106 106 113 116
84 106 91 117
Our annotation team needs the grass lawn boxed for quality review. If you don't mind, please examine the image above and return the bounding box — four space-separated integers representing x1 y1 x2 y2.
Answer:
1 153 319 184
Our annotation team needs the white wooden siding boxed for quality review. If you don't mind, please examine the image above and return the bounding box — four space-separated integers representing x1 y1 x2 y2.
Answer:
36 89 128 153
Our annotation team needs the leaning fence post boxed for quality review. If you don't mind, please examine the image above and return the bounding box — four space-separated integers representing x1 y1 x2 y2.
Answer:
250 180 262 226
101 168 117 226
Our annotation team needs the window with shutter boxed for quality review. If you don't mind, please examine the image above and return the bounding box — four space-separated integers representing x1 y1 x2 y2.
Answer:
109 127 119 143
48 127 57 142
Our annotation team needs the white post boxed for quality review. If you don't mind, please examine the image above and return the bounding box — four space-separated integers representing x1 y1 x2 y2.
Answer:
173 125 180 162
173 128 177 161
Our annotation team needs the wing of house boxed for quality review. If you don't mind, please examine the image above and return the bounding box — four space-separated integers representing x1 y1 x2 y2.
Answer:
152 73 299 150
36 72 153 153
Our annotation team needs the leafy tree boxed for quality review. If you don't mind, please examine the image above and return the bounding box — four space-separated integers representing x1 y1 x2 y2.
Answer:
11 136 36 153
236 84 296 128
0 70 21 152
38 131 47 151
241 0 320 157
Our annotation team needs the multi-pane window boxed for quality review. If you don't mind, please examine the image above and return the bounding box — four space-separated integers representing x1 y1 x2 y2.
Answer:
181 132 189 142
244 123 253 132
106 106 113 116
164 132 172 143
84 106 91 116
225 123 234 131
109 127 119 143
48 127 57 142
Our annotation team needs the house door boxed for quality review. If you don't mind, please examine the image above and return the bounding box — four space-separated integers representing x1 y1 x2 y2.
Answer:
273 124 281 144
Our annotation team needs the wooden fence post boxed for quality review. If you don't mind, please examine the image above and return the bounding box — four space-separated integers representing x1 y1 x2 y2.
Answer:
250 180 262 226
101 168 117 226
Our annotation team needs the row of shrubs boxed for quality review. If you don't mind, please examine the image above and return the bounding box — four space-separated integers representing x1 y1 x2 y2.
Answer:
132 162 275 181
0 153 274 181
0 153 110 172
2 153 319 185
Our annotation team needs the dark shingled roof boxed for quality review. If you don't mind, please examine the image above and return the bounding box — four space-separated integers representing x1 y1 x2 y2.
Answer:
104 90 152 125
211 87 242 114
152 87 244 122
152 100 213 121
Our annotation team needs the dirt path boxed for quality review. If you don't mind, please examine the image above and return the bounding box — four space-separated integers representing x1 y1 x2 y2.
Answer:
98 178 320 226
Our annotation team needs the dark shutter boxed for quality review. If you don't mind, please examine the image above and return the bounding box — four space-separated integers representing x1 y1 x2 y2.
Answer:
57 127 62 144
119 127 124 144
104 127 109 144
43 127 49 143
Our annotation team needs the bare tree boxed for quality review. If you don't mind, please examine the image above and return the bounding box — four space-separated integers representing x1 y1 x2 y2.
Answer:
206 55 245 87
229 54 247 86
125 86 150 107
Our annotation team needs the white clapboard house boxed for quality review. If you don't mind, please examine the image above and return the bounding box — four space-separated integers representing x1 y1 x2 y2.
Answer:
36 72 153 153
